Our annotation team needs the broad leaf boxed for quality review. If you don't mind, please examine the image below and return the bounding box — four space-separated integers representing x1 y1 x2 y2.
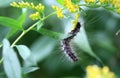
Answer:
71 0 80 4
2 39 22 78
0 16 23 30
6 28 19 38
22 67 39 74
56 0 64 6
37 21 43 30
17 11 27 26
16 45 31 61
116 29 120 35
34 28 67 39
74 26 102 63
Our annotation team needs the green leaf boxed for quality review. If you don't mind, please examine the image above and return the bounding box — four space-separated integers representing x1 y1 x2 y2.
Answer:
0 16 23 30
0 26 9 43
56 0 64 6
22 67 39 74
6 28 19 38
74 27 102 63
71 0 80 4
34 28 67 39
16 45 31 61
17 11 27 26
116 29 120 35
2 39 22 78
37 21 43 30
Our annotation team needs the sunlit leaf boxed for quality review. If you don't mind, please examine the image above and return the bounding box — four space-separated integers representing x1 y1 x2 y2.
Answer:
56 0 64 6
37 21 43 30
0 16 23 30
22 67 39 74
28 37 56 66
71 0 80 4
16 45 31 61
6 28 19 38
116 29 120 35
74 26 102 63
2 39 22 78
34 28 67 39
17 11 27 26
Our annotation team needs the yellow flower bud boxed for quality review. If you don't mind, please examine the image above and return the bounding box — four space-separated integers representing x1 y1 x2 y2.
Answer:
52 5 64 18
29 12 40 20
86 65 116 78
64 0 79 12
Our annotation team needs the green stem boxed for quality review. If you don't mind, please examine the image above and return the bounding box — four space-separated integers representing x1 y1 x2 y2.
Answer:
0 12 56 64
43 12 56 20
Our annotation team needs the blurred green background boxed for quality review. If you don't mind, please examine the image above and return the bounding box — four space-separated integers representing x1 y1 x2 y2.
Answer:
0 0 120 78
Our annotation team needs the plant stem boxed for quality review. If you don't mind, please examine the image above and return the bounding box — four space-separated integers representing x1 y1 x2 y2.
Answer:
11 21 40 47
43 12 56 20
0 11 56 64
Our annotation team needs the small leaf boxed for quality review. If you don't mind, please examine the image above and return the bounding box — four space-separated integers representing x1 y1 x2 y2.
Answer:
37 21 43 30
22 67 39 74
116 29 120 35
16 45 31 61
6 28 19 38
17 11 27 26
56 0 64 6
2 39 22 78
71 0 80 4
0 16 23 30
74 26 102 63
34 28 67 39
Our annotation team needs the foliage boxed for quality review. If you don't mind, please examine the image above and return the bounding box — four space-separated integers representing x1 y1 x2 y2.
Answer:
0 0 120 78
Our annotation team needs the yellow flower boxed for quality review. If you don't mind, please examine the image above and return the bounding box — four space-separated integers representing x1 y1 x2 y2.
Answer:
85 0 95 3
99 0 110 3
116 8 120 14
72 13 80 30
86 65 116 78
52 5 64 18
86 65 102 78
29 12 40 20
64 0 79 12
34 3 45 12
10 2 45 12
10 2 31 8
116 1 120 8
111 0 116 6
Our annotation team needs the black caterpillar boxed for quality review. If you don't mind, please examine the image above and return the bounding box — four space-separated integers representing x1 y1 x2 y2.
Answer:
61 22 81 62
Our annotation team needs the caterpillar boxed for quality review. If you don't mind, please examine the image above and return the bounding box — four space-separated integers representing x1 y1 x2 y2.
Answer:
61 22 81 62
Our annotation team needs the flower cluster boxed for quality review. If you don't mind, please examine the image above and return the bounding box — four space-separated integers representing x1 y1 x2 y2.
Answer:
99 0 109 4
10 2 45 20
113 1 120 13
84 0 120 14
64 0 79 12
85 0 96 3
10 2 44 12
52 5 64 18
86 65 115 78
52 0 80 32
29 12 40 20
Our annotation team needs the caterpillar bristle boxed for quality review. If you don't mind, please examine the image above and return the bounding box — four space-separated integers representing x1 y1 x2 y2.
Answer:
61 39 78 62
61 22 81 62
